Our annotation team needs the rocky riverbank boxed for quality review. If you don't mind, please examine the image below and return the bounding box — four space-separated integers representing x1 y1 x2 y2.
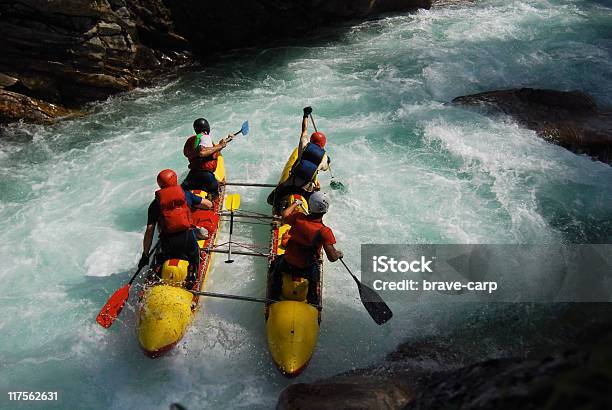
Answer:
0 0 191 123
277 304 612 409
451 88 612 165
0 0 430 124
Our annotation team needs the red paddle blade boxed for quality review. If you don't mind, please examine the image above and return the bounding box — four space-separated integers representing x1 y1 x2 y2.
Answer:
96 284 131 328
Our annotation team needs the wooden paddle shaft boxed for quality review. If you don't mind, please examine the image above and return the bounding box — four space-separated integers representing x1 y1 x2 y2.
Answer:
310 113 318 132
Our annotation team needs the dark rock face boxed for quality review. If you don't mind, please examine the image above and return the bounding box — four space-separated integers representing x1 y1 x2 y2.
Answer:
406 331 612 410
0 0 430 125
451 88 612 165
0 0 191 123
164 0 431 55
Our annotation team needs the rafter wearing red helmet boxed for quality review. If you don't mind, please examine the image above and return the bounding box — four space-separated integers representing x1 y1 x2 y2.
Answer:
138 169 213 284
267 106 330 212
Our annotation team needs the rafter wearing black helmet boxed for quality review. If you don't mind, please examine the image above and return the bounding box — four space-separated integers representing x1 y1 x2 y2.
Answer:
182 117 232 198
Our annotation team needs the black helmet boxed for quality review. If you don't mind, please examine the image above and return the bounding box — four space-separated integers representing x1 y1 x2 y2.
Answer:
193 118 210 134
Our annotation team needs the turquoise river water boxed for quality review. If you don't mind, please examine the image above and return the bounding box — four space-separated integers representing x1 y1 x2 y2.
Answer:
1 0 611 408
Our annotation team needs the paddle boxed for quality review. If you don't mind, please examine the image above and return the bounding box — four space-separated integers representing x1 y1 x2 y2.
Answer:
339 258 393 325
225 193 241 263
327 164 346 192
308 113 346 191
234 120 249 136
226 120 250 144
96 242 160 328
196 121 249 148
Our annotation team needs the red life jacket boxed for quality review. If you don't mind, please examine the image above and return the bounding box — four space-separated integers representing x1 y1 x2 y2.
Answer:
155 185 192 234
184 135 218 172
284 216 324 269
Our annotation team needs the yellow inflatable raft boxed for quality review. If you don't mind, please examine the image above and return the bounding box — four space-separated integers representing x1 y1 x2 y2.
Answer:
266 148 322 376
137 156 225 357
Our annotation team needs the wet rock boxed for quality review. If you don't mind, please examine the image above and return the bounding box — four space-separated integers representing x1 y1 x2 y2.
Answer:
406 331 612 409
0 90 79 123
278 378 414 410
164 0 431 55
451 88 612 164
0 74 20 88
0 0 191 125
0 0 431 125
277 305 612 409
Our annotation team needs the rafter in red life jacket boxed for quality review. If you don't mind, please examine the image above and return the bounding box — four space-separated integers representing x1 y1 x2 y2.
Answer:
284 215 325 268
155 185 192 234
184 134 218 172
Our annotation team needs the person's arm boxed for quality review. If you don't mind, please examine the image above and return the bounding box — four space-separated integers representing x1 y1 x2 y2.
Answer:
299 107 312 155
192 194 213 209
281 200 302 223
197 137 228 158
142 224 155 256
195 198 213 209
319 226 342 262
301 116 309 138
139 200 160 268
318 153 330 172
323 243 343 262
139 223 155 268
185 190 213 210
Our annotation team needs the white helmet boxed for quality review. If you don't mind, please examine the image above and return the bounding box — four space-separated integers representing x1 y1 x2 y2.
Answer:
308 191 330 214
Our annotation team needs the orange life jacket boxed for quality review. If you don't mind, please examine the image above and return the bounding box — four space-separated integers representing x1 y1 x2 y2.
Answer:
155 185 192 234
184 135 218 172
284 216 324 268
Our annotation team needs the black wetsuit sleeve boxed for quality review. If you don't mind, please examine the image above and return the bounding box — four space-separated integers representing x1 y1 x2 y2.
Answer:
147 199 160 226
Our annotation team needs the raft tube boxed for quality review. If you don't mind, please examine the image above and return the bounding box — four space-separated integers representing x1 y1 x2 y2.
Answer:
266 148 323 376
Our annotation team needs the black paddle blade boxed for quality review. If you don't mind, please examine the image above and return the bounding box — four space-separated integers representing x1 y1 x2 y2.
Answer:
330 180 346 192
357 283 393 325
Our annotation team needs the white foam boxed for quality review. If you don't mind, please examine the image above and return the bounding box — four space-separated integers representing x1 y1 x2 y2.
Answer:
1 0 612 408
84 235 140 277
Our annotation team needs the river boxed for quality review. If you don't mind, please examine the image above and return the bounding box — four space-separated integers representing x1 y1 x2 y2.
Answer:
1 0 611 408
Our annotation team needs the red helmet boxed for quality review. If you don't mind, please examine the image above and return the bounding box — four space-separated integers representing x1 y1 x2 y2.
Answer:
310 131 327 147
157 169 178 188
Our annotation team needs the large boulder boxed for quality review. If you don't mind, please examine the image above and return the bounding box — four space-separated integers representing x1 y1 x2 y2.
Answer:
278 378 414 410
0 0 431 125
276 305 612 409
406 328 612 409
0 90 79 123
451 88 612 164
0 0 190 123
164 0 431 55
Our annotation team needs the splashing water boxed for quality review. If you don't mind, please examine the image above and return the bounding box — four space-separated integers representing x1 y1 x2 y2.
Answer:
1 0 611 408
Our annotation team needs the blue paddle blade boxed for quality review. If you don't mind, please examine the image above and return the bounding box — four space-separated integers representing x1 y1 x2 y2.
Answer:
241 121 249 136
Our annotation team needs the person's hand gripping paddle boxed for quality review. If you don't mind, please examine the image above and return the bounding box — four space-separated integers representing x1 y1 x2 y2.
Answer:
224 121 249 144
96 242 160 328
